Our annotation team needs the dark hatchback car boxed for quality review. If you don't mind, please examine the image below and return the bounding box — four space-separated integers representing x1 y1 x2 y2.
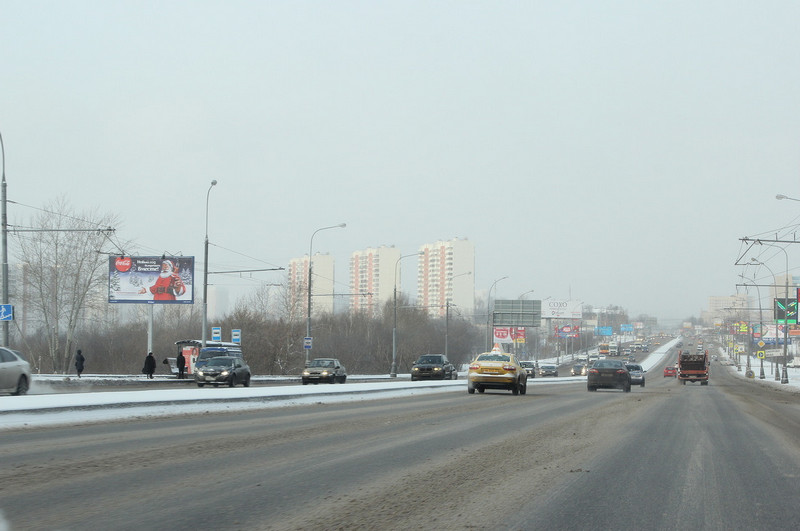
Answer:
411 354 457 380
194 356 251 387
520 361 537 379
587 359 631 392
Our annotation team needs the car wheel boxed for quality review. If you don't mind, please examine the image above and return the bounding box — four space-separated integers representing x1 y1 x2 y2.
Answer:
13 376 29 396
467 381 475 394
341 375 347 383
624 382 631 392
587 385 596 392
411 375 417 382
244 374 251 387
520 378 527 395
512 380 519 395
229 375 237 387
302 379 308 385
477 386 485 393
197 383 205 387
641 380 645 388
452 372 457 380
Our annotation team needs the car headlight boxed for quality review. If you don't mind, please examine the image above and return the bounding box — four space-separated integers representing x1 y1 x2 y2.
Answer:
302 370 310 376
433 367 441 371
321 370 329 376
221 370 229 376
412 367 419 372
196 370 204 376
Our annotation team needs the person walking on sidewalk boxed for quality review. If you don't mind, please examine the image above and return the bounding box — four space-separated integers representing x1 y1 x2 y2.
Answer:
143 352 157 379
75 349 85 378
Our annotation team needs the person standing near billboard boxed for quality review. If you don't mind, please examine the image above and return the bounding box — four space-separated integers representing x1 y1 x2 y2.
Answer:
138 259 186 301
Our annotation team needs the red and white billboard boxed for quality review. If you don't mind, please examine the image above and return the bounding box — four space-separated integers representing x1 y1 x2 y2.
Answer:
108 256 195 304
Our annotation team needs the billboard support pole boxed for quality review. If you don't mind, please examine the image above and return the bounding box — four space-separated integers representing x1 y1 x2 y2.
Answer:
148 305 154 356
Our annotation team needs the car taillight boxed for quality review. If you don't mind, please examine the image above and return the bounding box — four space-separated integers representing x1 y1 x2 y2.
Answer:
503 365 517 371
469 364 480 370
616 369 627 375
589 369 599 375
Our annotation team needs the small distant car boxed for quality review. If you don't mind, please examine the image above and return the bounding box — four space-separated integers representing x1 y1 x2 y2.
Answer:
467 350 527 395
0 347 31 395
538 364 558 377
571 364 586 376
587 359 631 392
194 356 251 388
520 361 537 379
411 354 457 380
664 366 678 377
625 363 646 387
302 358 347 384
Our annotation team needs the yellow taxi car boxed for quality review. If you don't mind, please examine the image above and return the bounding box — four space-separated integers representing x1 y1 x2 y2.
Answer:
467 346 527 395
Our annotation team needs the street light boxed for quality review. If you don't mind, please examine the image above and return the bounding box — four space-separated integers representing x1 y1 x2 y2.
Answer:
444 271 472 360
391 252 421 377
486 276 508 351
306 223 346 365
751 249 790 384
739 273 766 379
201 179 218 348
776 194 800 202
0 130 8 347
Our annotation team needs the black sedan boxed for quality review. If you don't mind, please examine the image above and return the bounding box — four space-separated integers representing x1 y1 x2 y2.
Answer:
587 359 631 392
194 356 251 387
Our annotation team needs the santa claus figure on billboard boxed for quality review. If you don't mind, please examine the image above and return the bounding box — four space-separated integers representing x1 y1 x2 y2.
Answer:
139 260 186 301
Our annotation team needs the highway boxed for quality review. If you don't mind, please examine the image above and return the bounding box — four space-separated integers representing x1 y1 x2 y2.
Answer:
2 351 800 530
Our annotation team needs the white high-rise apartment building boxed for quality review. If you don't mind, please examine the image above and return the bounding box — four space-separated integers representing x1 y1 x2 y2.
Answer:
417 238 475 319
349 246 402 317
288 254 335 320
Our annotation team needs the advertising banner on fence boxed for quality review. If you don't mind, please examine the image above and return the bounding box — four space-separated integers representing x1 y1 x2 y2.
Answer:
109 256 195 304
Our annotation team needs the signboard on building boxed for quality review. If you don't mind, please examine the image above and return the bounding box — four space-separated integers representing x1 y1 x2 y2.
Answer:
108 256 195 304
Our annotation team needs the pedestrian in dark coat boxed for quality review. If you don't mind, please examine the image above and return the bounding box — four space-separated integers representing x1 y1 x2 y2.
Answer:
75 349 85 378
143 352 157 379
177 351 186 379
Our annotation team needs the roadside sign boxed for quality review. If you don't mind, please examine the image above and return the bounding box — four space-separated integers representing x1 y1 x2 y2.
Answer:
231 329 241 343
211 327 222 341
0 305 12 321
304 337 313 349
758 340 765 348
757 350 766 359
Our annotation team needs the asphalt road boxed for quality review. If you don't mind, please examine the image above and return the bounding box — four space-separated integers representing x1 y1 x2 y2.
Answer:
2 355 800 531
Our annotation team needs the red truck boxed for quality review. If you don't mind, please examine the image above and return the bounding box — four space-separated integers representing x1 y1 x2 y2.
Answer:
678 349 709 385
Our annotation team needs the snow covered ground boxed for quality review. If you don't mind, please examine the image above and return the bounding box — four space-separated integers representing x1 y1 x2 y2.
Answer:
3 337 798 430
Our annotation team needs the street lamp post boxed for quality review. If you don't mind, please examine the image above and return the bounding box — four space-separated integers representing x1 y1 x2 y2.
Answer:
306 223 346 366
754 243 791 384
444 271 472 360
201 179 218 348
0 130 8 347
391 252 420 377
486 276 508 351
751 255 789 382
739 273 766 379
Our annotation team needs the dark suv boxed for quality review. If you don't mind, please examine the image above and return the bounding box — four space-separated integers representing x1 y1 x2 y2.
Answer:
411 354 457 381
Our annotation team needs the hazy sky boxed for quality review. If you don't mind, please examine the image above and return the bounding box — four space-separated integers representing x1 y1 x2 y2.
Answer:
3 1 800 323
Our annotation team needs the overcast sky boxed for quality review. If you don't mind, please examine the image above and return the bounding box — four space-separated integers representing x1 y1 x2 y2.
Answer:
3 1 800 323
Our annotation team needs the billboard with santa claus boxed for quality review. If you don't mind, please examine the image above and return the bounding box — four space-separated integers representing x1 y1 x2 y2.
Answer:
108 256 195 304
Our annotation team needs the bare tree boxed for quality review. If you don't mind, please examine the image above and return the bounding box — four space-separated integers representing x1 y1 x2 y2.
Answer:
14 197 120 373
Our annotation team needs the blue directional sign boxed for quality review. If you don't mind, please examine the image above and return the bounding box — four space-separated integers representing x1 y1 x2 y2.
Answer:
211 327 222 341
0 305 13 321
